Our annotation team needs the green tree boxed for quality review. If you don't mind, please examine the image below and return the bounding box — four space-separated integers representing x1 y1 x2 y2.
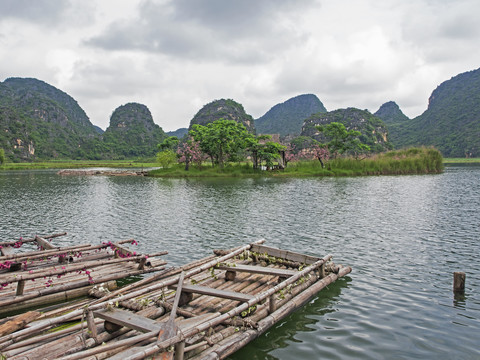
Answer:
0 148 5 165
156 149 177 168
316 122 370 157
158 136 179 151
190 119 255 168
257 141 287 170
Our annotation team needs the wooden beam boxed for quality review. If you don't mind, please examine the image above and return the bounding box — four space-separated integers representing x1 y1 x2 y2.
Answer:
93 308 162 333
217 264 296 277
173 284 254 302
250 244 321 265
35 236 57 250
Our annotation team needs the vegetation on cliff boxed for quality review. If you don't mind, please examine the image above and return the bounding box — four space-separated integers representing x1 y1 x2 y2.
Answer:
386 68 480 157
301 107 393 153
189 99 255 133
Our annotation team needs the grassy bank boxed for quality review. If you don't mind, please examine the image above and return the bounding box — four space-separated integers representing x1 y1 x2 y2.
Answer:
149 147 444 178
443 157 480 164
0 159 158 170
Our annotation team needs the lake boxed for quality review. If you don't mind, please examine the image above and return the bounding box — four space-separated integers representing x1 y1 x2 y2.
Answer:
0 166 479 359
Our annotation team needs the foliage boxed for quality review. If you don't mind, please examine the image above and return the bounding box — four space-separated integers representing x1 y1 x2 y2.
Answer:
316 122 370 157
255 94 327 136
256 141 287 169
149 147 444 177
176 141 206 170
374 101 409 124
385 68 480 157
158 136 179 151
0 148 5 165
190 119 255 168
302 108 392 154
156 149 177 169
189 99 256 133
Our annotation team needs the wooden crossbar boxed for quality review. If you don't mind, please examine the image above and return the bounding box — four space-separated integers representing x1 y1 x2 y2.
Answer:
174 284 254 302
250 244 321 265
94 309 161 333
217 264 296 277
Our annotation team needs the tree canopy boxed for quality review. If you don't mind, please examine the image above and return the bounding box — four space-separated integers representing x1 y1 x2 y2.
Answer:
190 119 255 167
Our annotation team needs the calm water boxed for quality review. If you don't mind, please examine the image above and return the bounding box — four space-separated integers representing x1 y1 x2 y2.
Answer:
1 166 479 359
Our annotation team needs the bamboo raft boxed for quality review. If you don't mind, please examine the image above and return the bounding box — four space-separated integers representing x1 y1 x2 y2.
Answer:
0 233 167 316
0 239 351 360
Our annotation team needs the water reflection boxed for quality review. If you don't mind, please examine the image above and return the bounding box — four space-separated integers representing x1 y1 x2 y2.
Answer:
1 167 479 359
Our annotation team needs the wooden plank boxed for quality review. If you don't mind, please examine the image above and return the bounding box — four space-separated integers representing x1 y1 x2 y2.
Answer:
93 308 162 333
0 246 14 256
35 236 57 250
217 264 296 277
173 284 254 302
250 244 321 265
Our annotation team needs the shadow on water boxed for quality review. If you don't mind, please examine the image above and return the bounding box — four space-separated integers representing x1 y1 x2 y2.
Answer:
227 277 352 360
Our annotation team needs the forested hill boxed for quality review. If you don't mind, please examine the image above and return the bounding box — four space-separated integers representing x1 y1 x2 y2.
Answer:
255 94 327 136
101 103 166 158
374 101 410 124
189 99 256 133
0 78 167 161
386 68 480 157
0 77 98 160
301 107 392 153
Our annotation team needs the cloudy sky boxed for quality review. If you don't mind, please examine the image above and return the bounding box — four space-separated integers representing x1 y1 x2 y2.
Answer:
1 0 479 131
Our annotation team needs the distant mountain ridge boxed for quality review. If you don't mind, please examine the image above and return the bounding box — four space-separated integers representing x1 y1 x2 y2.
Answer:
255 94 327 136
385 68 480 157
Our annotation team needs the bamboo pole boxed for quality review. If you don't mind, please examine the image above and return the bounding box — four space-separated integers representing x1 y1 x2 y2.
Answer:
64 252 329 360
197 266 352 360
0 238 138 262
0 232 67 247
0 252 167 284
0 240 265 350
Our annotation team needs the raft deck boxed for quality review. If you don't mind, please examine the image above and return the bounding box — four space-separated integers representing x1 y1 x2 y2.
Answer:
0 233 167 316
0 239 351 360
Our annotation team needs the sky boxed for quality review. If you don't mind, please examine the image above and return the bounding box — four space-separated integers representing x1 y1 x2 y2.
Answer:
1 0 479 132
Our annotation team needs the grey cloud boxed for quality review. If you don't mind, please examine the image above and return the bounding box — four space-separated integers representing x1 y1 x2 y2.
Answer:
0 0 71 24
86 0 318 64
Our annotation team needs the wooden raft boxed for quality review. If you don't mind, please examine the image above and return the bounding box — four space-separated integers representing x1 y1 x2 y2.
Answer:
0 240 352 360
0 233 168 316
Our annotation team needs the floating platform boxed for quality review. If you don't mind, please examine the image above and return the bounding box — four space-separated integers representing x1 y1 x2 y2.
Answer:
0 233 167 316
0 239 351 360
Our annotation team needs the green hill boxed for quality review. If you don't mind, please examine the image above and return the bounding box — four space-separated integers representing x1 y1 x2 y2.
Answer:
0 77 99 160
255 94 327 136
301 107 392 153
374 101 410 124
189 99 255 133
386 68 480 157
100 103 166 159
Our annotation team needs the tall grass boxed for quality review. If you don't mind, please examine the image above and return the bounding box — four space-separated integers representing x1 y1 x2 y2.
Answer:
282 147 444 176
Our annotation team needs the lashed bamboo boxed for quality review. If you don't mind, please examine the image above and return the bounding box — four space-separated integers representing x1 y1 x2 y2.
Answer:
0 240 265 350
0 238 137 263
0 252 167 284
58 252 329 360
0 232 67 247
193 266 352 360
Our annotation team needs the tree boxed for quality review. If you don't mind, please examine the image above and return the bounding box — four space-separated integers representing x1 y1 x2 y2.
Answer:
257 142 287 170
177 141 205 170
158 136 179 151
0 148 5 165
190 119 255 168
156 149 177 169
316 122 370 157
